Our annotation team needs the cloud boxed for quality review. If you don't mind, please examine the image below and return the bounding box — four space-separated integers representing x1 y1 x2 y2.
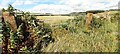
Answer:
29 0 119 14
0 0 119 14
31 4 73 14
0 0 13 7
24 0 35 4
1 0 10 6
0 0 15 9
12 0 58 6
12 0 24 6
12 0 38 6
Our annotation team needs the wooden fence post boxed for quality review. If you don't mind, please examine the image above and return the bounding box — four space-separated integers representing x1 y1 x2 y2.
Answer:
2 12 17 33
85 13 93 33
2 12 18 54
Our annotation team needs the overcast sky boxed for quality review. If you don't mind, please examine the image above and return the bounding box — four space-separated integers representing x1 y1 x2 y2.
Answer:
0 0 119 14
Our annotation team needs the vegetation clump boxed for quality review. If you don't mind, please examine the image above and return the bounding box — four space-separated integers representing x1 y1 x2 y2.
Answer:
46 12 118 52
2 5 54 53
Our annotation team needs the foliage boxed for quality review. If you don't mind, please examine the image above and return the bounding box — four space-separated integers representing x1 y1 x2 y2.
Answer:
16 9 54 52
1 4 118 53
9 31 19 50
2 5 54 53
2 8 6 12
46 13 118 52
111 13 119 23
7 4 14 13
59 16 85 33
2 21 11 53
86 10 105 14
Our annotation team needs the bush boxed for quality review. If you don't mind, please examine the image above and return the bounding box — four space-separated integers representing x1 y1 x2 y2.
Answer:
2 5 54 53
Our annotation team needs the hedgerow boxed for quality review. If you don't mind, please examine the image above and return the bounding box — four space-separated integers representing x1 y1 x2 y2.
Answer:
2 4 54 53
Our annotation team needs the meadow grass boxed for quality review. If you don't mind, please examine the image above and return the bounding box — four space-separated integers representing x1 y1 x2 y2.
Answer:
41 14 118 52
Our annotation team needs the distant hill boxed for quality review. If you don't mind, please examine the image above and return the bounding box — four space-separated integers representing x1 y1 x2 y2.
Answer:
109 9 120 11
86 10 105 14
69 12 86 16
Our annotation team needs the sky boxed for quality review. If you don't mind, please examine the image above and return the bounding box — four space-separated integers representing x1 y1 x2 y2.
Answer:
0 0 119 14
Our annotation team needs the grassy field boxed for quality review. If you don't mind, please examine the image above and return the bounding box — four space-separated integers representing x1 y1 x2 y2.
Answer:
1 11 119 52
1 5 119 53
36 16 74 24
39 13 119 52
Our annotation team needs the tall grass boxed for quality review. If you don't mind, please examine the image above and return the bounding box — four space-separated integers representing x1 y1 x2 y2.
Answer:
43 13 119 52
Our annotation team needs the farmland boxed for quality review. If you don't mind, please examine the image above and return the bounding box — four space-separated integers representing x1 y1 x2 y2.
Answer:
0 5 119 53
36 16 74 24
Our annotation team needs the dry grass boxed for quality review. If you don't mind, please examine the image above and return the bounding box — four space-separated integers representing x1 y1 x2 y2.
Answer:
41 14 118 52
42 27 118 52
36 16 74 24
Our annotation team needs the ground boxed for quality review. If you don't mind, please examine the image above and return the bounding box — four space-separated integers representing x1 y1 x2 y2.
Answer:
35 13 118 52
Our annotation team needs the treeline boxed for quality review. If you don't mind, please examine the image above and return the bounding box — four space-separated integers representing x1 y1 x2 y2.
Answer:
5 9 118 16
86 10 105 14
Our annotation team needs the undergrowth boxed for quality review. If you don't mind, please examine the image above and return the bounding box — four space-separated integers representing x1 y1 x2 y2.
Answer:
44 13 119 52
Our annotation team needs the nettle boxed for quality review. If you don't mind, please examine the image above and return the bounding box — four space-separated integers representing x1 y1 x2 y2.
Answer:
2 4 54 53
59 16 85 33
91 16 105 29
